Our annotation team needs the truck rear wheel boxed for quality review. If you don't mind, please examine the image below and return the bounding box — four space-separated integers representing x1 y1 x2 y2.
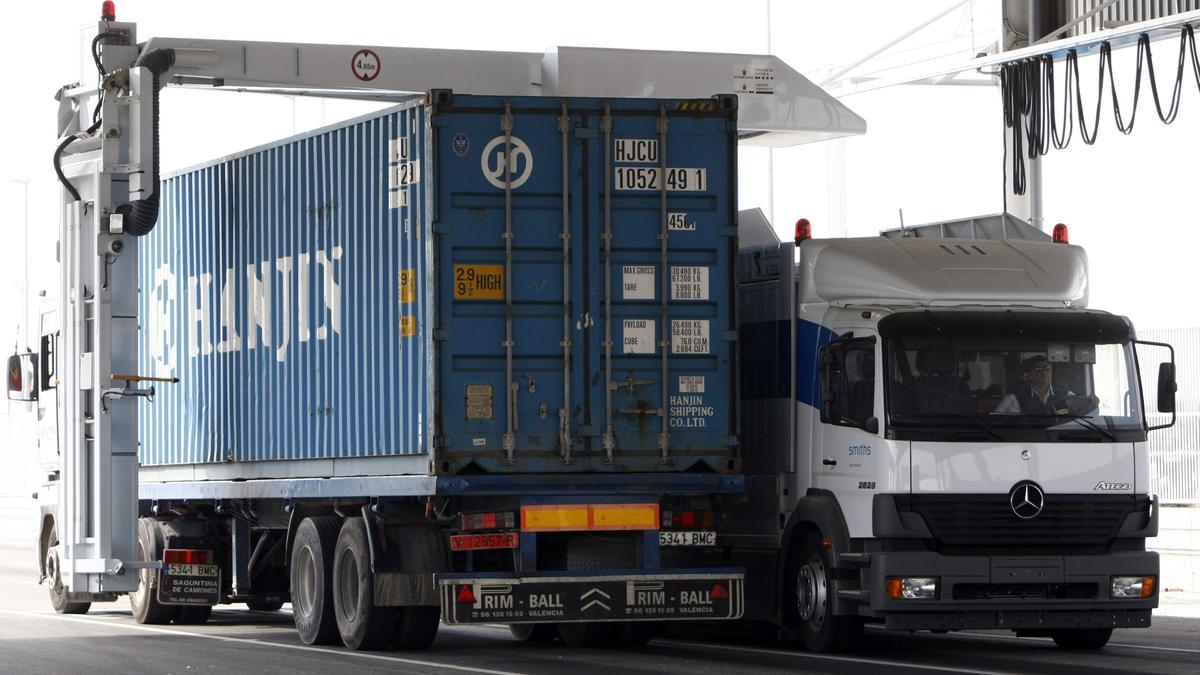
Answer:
1051 628 1112 649
788 533 863 652
332 517 398 650
290 516 342 645
46 523 90 615
131 518 176 625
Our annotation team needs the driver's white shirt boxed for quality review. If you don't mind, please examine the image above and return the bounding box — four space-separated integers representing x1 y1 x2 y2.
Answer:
993 386 1055 414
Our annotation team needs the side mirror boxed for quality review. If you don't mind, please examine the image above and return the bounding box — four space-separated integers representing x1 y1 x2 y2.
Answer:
1157 362 1177 414
864 416 879 435
7 353 37 402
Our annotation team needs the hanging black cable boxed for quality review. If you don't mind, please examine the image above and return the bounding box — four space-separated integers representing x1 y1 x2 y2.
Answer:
1000 24 1200 195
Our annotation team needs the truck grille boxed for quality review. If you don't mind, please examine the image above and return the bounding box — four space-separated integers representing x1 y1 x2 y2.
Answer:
898 494 1146 546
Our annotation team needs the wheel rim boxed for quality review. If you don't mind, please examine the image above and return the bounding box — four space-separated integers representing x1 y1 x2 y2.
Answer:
796 555 827 629
131 539 151 608
336 548 360 622
296 545 318 619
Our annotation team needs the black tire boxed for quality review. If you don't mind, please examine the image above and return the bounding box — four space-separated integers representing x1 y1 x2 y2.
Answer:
509 623 558 642
332 517 399 650
46 523 90 615
290 516 342 645
1052 628 1113 650
612 621 662 647
246 598 285 612
175 605 213 625
392 606 441 650
787 533 863 652
130 518 177 625
557 622 619 647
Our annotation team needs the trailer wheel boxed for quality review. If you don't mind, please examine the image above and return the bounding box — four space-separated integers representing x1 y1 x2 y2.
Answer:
331 517 399 650
509 623 557 642
787 533 863 652
175 605 213 625
556 622 619 647
130 518 176 625
612 621 662 646
1051 628 1112 650
45 523 90 615
392 606 441 650
246 598 285 612
290 516 342 645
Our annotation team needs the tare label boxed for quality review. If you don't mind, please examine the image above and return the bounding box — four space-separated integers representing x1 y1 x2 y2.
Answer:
679 376 705 393
614 139 658 163
615 167 707 192
622 265 655 300
671 266 708 300
623 319 656 354
671 320 710 354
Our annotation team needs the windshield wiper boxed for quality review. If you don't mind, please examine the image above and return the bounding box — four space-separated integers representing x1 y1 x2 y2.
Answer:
898 413 1006 442
1056 413 1119 442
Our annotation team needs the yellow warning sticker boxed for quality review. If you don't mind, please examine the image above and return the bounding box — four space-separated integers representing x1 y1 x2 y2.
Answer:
398 269 416 304
400 315 417 337
453 265 504 300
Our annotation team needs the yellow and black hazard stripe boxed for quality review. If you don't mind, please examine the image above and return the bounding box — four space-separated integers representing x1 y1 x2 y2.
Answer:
676 101 719 112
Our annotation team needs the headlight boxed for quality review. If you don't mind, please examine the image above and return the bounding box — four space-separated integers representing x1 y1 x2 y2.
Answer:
1110 576 1155 599
886 576 938 600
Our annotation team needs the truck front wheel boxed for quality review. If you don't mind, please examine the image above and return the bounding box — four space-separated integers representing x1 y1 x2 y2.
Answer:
787 533 862 652
1051 628 1112 649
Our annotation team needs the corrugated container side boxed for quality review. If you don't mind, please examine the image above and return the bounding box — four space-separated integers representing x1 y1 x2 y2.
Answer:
139 93 739 476
139 101 432 466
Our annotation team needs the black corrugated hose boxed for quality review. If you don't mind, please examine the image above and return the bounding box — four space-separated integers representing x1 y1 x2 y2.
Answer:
1000 24 1198 196
117 48 175 237
52 45 175 237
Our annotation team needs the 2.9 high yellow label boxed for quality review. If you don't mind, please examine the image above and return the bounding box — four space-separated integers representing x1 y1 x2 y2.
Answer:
453 265 504 300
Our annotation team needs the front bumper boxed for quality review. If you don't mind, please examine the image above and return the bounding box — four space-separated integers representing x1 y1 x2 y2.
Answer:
862 550 1158 631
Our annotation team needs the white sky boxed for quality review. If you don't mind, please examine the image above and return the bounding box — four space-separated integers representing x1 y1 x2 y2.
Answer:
0 0 1197 359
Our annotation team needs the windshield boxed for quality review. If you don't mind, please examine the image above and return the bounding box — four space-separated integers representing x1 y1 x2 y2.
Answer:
881 311 1145 443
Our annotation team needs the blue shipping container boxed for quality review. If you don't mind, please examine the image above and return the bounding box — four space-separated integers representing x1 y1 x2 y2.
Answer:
138 92 739 475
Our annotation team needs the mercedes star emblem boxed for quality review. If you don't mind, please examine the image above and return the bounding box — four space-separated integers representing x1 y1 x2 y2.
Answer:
1009 481 1045 519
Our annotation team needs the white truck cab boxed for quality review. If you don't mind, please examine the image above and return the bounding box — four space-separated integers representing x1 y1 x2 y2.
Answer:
731 216 1176 651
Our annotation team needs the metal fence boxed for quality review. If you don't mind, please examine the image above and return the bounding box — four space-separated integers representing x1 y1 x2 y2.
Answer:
1143 327 1200 504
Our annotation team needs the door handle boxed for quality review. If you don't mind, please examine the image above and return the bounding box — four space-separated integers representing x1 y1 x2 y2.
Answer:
822 459 837 467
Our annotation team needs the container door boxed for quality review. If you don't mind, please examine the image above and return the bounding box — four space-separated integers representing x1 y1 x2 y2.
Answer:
435 97 587 471
586 99 739 471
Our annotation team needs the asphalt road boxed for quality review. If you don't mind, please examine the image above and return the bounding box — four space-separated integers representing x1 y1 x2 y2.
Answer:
2 542 1198 674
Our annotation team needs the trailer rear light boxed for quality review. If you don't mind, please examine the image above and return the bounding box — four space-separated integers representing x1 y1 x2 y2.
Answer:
886 576 938 600
521 503 659 532
1111 575 1155 598
1052 222 1069 244
795 218 812 244
163 549 210 565
660 510 714 529
459 511 516 532
101 0 116 20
